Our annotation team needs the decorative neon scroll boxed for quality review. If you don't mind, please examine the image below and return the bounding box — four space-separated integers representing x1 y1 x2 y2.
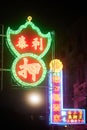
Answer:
49 59 86 125
6 16 52 88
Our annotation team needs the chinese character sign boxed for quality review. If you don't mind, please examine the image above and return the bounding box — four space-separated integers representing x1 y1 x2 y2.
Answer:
12 54 47 87
6 17 52 88
48 59 86 125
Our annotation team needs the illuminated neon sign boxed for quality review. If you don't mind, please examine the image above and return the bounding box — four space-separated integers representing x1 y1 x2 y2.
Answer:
49 59 86 125
12 53 47 87
6 16 52 88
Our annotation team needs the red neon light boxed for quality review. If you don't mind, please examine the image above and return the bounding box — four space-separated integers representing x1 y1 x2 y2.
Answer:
54 86 60 92
52 73 62 123
53 114 61 122
52 94 60 101
16 57 43 83
10 28 48 55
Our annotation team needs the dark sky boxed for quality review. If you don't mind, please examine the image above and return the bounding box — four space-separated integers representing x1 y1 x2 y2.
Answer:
0 1 87 31
1 1 87 51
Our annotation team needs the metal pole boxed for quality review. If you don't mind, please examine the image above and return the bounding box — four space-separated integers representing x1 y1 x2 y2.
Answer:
0 25 5 91
51 31 55 60
48 31 56 130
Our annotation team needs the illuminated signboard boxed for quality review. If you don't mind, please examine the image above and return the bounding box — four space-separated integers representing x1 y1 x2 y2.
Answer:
6 16 52 88
49 59 86 125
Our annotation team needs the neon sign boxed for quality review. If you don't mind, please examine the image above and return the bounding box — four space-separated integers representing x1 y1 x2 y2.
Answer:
6 16 52 88
12 53 47 87
49 59 86 125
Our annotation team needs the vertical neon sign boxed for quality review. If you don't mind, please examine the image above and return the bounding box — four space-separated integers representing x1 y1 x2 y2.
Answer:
49 59 86 125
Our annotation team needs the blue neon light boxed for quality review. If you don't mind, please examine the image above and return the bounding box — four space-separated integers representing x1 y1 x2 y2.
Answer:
48 69 86 125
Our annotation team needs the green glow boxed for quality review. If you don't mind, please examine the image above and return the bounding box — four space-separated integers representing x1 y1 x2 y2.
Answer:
6 18 52 87
11 53 47 88
6 20 52 58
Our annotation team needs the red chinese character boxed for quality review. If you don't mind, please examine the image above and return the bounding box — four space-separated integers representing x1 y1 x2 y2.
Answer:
53 114 61 122
53 104 61 111
52 94 60 101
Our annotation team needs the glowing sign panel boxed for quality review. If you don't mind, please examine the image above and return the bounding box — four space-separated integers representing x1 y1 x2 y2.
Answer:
12 53 47 87
6 17 52 88
49 59 86 125
6 19 51 58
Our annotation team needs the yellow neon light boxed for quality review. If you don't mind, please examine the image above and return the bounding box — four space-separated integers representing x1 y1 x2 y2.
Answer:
27 16 32 22
53 104 61 111
52 75 60 83
53 114 61 122
53 94 60 101
49 59 63 72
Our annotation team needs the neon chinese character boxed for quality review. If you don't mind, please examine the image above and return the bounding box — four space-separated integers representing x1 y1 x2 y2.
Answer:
53 114 61 122
53 104 61 111
18 58 41 81
73 113 78 120
53 94 60 101
68 114 72 120
79 111 82 119
52 75 60 83
32 37 43 51
16 35 28 49
54 86 60 92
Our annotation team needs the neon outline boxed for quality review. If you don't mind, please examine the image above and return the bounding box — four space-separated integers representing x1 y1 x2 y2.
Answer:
11 53 47 88
6 21 52 58
48 60 86 125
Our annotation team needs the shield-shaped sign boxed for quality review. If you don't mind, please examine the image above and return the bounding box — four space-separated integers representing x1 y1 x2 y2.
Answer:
6 17 52 88
6 17 52 58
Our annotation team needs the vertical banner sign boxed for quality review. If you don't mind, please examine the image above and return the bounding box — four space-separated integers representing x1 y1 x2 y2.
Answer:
6 16 52 88
49 59 86 125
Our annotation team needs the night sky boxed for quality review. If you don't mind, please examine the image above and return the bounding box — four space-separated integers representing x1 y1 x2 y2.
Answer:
0 0 87 129
0 1 87 30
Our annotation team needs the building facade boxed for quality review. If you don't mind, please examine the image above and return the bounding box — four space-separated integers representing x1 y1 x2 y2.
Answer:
58 16 87 130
